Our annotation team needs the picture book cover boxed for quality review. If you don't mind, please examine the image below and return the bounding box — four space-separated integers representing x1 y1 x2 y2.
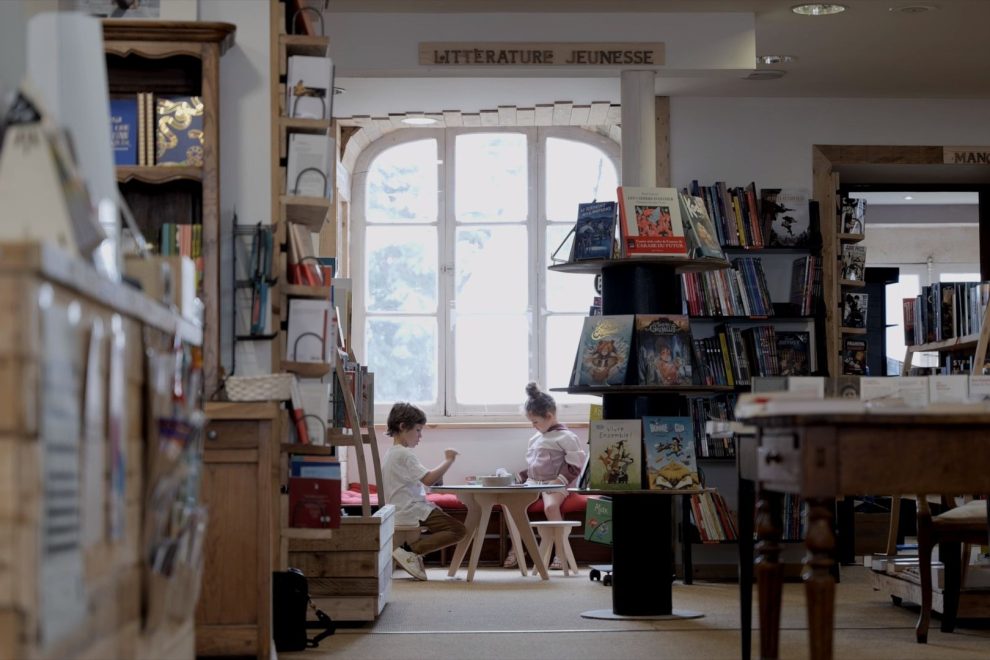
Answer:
572 315 635 386
842 292 868 328
588 419 642 490
635 314 694 386
679 192 726 261
572 201 617 260
616 186 688 258
109 97 138 166
839 196 867 234
643 416 700 490
762 188 811 248
775 331 811 376
155 96 204 166
842 337 868 375
287 55 334 120
841 244 867 281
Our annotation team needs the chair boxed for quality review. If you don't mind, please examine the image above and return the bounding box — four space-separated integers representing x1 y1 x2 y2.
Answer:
916 497 988 643
529 520 581 576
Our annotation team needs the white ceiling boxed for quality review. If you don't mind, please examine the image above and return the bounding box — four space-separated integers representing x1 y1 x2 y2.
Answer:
328 1 990 100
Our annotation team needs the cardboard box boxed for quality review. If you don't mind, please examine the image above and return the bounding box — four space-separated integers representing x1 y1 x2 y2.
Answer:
124 255 196 320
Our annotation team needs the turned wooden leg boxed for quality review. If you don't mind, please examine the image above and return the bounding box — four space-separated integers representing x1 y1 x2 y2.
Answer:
803 498 836 660
755 489 784 660
915 505 934 643
941 540 963 633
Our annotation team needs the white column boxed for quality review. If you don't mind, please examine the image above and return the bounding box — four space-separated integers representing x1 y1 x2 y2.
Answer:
619 69 657 188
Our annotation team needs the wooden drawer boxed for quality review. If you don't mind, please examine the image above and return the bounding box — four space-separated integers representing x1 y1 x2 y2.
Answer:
757 432 801 491
205 420 262 449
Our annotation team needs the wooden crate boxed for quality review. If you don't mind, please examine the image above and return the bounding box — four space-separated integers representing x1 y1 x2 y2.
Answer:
288 505 395 622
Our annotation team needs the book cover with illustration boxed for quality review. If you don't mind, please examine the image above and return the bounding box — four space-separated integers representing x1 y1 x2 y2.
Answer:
762 188 811 248
588 419 642 490
842 293 868 328
841 245 867 281
679 192 726 261
643 416 700 490
635 314 694 386
109 96 138 166
572 201 617 261
842 337 868 375
775 331 811 376
616 186 688 258
572 315 635 386
839 196 867 234
155 96 205 166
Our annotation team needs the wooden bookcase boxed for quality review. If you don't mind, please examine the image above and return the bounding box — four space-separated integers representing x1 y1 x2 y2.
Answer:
0 241 203 660
102 19 235 398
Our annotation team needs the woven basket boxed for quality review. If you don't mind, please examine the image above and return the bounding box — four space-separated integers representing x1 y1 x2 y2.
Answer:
225 374 294 401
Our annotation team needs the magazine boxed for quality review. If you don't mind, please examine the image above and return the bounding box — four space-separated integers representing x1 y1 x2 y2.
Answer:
842 293 868 328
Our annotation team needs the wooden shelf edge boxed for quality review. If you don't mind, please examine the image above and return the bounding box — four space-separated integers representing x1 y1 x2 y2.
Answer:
837 233 866 243
840 326 868 335
549 256 731 275
103 19 236 53
550 384 736 395
283 284 332 299
281 527 335 540
116 165 203 184
839 279 867 288
206 401 280 420
281 443 338 456
279 34 330 57
281 360 332 377
326 431 371 445
906 334 980 353
280 117 334 133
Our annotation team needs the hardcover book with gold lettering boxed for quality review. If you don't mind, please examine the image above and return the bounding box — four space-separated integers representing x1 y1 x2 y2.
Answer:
156 96 204 166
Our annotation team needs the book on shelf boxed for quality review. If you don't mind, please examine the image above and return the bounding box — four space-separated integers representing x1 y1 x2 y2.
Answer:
841 337 868 375
679 192 726 261
109 97 138 166
588 295 603 316
687 394 737 458
571 315 635 386
690 491 739 542
902 297 917 345
298 380 332 444
839 195 866 234
730 256 774 316
288 375 311 444
616 186 688 258
286 297 332 363
288 476 341 529
572 201 617 261
840 244 866 282
762 188 811 248
286 55 334 120
286 222 323 286
688 180 765 247
286 132 333 198
587 419 642 490
642 416 700 490
290 455 340 477
156 96 205 166
788 255 821 316
842 292 868 328
635 314 695 386
583 496 613 545
775 331 811 376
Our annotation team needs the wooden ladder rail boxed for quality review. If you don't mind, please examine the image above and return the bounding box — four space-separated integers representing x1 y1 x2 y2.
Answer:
331 355 383 515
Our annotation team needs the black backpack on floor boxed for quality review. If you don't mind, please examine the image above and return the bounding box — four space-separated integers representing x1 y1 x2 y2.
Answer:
273 568 336 652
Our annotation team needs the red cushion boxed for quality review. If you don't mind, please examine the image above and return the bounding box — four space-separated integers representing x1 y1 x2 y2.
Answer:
341 484 379 506
427 493 466 510
527 493 589 515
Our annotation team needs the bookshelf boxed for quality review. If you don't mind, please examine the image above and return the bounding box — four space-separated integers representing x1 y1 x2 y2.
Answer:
103 19 235 397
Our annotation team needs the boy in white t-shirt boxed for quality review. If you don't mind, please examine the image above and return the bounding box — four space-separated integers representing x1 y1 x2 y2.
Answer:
383 402 466 580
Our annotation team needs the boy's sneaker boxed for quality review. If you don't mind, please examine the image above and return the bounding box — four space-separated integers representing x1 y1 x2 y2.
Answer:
392 547 427 581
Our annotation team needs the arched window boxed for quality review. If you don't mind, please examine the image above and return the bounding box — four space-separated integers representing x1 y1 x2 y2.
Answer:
353 127 619 420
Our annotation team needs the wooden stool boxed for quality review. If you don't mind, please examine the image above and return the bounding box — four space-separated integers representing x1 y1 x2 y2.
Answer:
530 521 581 576
393 524 425 550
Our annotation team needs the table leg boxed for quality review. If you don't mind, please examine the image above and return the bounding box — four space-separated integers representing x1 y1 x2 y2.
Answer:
755 489 783 660
446 493 480 578
466 496 496 582
502 507 529 576
738 472 755 660
804 498 836 660
502 496 549 580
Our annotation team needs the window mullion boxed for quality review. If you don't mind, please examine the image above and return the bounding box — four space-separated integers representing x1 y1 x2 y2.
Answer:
441 130 456 417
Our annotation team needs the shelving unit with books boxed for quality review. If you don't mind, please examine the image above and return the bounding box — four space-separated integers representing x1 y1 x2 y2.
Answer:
103 20 235 397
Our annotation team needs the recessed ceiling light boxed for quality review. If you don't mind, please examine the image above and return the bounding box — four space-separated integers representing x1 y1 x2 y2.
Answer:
889 4 938 13
757 55 797 65
791 3 848 15
904 195 914 200
746 69 786 80
401 115 438 126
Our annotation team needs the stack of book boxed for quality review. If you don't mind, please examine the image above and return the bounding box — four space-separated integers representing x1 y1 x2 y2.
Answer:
109 94 205 166
689 491 739 542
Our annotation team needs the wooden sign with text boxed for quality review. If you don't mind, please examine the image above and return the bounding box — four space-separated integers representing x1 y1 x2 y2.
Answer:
944 147 990 164
419 42 664 67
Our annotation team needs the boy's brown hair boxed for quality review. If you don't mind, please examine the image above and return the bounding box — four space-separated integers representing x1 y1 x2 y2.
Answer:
386 402 427 436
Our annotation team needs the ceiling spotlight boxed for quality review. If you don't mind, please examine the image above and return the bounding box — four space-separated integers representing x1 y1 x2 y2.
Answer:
904 195 914 200
401 115 439 126
746 70 786 80
791 3 848 15
757 55 797 65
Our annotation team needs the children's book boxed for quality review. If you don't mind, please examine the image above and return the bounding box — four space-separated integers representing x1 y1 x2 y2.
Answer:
635 314 694 386
572 201 617 261
588 419 642 490
155 96 205 166
616 186 688 258
841 245 867 282
842 292 868 328
762 188 811 248
572 315 635 386
775 331 811 376
839 196 867 234
109 96 138 166
642 416 700 490
842 337 868 375
679 192 726 261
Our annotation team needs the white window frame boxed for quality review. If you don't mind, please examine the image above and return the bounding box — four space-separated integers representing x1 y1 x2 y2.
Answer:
352 126 620 422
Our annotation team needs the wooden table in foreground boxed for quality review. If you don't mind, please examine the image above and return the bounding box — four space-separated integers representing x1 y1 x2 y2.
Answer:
739 411 990 660
430 484 564 581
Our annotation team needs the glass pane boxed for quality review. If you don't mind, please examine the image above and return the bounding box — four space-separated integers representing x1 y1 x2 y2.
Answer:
545 137 618 223
365 226 437 313
546 315 598 405
455 225 527 313
455 133 527 223
365 139 438 223
366 316 437 405
546 225 597 313
455 314 529 405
